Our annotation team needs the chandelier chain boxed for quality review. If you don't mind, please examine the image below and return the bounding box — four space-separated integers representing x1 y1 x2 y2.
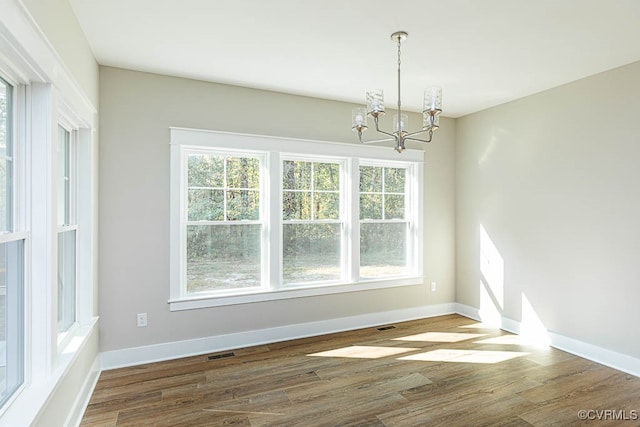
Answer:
397 35 402 133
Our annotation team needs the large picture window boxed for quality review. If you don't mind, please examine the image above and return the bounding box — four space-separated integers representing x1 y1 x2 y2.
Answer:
170 129 423 309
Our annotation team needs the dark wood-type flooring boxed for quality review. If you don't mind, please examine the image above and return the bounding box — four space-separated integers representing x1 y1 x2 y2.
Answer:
81 314 640 426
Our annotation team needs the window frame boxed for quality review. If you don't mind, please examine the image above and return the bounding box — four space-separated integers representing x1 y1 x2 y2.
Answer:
358 161 418 279
0 73 26 411
169 128 424 311
280 155 347 287
55 122 78 344
182 147 267 297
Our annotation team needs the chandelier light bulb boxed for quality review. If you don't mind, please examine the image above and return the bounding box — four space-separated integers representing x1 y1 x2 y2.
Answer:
352 107 368 132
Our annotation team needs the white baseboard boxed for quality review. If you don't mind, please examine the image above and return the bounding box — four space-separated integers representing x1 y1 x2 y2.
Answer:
100 302 640 378
67 357 101 427
100 303 456 370
455 303 640 378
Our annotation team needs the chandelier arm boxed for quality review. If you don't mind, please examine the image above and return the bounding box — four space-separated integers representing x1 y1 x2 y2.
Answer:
405 131 434 144
360 137 396 145
372 116 398 139
404 129 429 138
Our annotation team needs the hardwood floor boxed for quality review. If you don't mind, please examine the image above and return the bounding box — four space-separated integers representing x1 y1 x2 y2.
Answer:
81 314 640 426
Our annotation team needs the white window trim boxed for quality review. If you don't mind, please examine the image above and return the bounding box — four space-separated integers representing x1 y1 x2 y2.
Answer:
0 0 98 424
169 128 424 311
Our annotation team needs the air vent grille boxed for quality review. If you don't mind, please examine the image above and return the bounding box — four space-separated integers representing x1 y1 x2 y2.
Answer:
208 352 235 360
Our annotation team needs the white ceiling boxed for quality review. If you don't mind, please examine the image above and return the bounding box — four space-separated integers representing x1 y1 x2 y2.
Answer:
69 0 640 118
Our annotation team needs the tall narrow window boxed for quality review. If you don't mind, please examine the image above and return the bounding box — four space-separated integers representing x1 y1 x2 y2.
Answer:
186 152 262 294
57 125 77 334
359 165 408 278
0 76 24 407
282 160 342 284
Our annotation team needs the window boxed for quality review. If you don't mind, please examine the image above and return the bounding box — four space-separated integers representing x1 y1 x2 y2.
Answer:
170 129 423 309
282 159 342 285
359 165 408 278
57 125 77 334
0 76 24 407
185 151 263 295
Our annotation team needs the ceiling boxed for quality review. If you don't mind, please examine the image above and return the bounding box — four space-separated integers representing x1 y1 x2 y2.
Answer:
69 0 640 118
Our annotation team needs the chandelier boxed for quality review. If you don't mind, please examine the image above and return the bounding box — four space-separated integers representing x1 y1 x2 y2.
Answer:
351 31 442 153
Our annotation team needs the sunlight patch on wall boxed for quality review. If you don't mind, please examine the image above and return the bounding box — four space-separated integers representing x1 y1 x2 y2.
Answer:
392 332 487 343
480 225 504 307
398 349 529 364
520 294 551 346
479 225 504 326
479 284 502 327
308 345 419 359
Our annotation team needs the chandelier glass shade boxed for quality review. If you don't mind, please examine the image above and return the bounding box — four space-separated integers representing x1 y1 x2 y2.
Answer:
351 31 442 153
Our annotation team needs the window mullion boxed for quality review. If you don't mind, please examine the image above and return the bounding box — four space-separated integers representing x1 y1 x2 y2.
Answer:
347 158 359 283
268 151 281 290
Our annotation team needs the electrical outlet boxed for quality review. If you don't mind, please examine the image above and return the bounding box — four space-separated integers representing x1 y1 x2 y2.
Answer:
137 313 148 327
430 281 437 292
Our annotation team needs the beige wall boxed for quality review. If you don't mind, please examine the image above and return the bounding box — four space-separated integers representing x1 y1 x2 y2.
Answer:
456 60 640 358
98 66 456 352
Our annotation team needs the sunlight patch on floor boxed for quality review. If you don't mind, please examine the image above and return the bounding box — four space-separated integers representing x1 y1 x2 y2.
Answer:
459 322 499 330
392 332 487 343
474 335 530 345
308 345 419 359
398 349 530 364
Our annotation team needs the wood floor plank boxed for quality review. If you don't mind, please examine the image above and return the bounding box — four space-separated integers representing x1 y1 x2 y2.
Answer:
81 314 640 426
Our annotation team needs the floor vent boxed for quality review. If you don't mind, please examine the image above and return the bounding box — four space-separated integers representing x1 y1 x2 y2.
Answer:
377 325 397 331
208 352 235 360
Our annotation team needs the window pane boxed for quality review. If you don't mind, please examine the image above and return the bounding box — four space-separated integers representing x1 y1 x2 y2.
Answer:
0 79 11 233
314 162 339 191
314 192 339 219
0 80 7 157
0 160 8 233
0 240 24 406
384 194 405 220
283 160 311 190
187 153 261 223
226 190 259 220
283 223 341 284
359 166 382 192
384 167 405 193
57 125 70 226
227 157 259 189
0 239 24 407
360 222 407 278
188 189 224 221
57 230 76 333
188 154 223 188
283 191 311 220
359 194 382 220
186 224 261 293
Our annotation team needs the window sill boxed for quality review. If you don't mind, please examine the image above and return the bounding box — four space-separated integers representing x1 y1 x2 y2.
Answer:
168 277 425 311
